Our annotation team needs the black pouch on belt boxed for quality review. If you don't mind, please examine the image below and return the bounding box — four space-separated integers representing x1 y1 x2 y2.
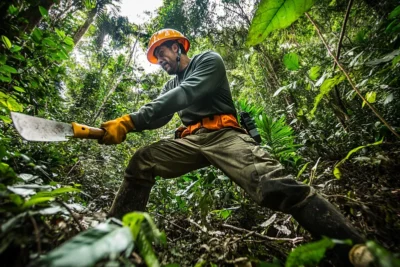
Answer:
239 112 262 144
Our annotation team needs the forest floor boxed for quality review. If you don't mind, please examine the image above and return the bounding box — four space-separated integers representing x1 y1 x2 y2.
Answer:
2 145 400 266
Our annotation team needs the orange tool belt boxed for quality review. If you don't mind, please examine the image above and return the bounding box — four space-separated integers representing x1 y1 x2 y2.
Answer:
176 114 244 138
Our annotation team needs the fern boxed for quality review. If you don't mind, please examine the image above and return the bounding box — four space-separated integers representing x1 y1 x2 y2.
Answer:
286 237 338 267
123 212 166 267
256 113 301 164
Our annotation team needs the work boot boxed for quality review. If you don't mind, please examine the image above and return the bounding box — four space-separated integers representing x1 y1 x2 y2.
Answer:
107 179 152 220
290 194 365 266
349 244 374 267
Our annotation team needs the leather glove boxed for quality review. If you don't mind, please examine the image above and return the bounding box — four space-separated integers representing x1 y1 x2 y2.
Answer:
99 114 135 145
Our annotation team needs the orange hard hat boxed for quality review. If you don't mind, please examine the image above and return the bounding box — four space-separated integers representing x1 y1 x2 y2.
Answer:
146 29 190 64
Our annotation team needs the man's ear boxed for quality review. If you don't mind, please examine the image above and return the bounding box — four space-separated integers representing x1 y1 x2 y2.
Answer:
172 43 179 53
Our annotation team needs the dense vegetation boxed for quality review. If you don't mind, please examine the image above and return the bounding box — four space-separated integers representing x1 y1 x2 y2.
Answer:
1 0 400 266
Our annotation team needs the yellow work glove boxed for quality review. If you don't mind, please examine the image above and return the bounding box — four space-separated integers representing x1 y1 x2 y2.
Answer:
99 114 135 145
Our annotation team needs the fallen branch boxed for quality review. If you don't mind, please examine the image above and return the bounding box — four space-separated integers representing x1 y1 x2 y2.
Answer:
155 213 191 233
222 224 303 243
305 12 400 139
188 219 208 234
229 230 256 245
57 201 84 232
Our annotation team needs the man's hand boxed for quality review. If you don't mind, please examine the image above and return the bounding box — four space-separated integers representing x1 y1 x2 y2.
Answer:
99 114 135 145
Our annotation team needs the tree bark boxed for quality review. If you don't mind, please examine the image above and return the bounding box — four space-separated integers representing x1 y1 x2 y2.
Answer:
73 7 97 45
329 0 354 129
20 0 55 33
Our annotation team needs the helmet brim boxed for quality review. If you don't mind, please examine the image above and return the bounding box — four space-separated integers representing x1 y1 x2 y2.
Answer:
147 37 190 64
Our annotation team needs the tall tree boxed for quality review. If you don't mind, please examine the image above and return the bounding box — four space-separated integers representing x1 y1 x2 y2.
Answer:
19 0 55 33
73 0 121 45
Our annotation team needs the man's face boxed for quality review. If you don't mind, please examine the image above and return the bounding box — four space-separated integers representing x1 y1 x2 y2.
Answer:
154 43 178 75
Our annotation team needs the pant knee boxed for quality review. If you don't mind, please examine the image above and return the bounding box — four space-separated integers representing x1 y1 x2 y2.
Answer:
124 146 155 186
258 177 312 212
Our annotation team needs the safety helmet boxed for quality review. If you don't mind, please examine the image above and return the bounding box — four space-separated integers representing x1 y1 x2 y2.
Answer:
146 29 190 64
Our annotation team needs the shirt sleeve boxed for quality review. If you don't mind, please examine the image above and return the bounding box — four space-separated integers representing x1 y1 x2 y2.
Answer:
130 52 226 131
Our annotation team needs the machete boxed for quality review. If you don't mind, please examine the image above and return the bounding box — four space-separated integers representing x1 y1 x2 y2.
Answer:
11 112 105 142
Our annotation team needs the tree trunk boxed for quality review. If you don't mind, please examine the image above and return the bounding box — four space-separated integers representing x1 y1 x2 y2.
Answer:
20 0 55 33
73 7 97 45
52 0 75 25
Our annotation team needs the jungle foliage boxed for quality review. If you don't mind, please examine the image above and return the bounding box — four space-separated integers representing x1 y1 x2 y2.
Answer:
1 0 400 266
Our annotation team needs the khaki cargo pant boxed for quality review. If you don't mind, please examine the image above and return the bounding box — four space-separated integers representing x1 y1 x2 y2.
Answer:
124 128 312 212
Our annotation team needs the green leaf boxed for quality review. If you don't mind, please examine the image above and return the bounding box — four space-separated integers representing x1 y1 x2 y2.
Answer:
39 6 48 17
366 49 400 65
13 86 25 93
366 241 400 267
0 65 18 74
333 139 383 179
0 76 11 82
333 166 341 179
23 197 55 208
246 0 316 46
31 187 81 199
385 20 400 34
309 66 321 80
42 37 58 48
392 54 400 66
55 29 66 38
1 35 12 49
63 37 74 47
57 50 69 60
10 45 22 53
84 0 97 9
388 6 400 19
384 93 394 105
297 162 310 178
123 212 165 267
32 222 133 266
286 237 335 267
7 97 23 112
355 29 367 43
8 4 18 15
362 91 377 108
9 194 23 206
309 75 345 118
212 209 233 220
0 115 12 124
12 54 25 61
0 162 17 181
32 28 43 42
283 53 300 71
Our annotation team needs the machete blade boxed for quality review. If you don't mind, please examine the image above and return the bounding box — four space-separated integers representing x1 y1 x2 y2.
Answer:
11 112 74 142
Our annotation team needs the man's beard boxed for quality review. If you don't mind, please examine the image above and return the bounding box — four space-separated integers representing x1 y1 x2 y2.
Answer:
163 62 177 75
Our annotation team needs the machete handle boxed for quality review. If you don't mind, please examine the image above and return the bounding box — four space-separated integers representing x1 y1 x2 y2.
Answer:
72 122 105 139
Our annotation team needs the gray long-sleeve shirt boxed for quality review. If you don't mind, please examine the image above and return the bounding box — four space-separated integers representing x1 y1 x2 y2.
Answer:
129 51 236 131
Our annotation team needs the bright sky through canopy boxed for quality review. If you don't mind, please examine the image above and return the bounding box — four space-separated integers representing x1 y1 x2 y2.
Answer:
119 0 164 73
119 0 163 25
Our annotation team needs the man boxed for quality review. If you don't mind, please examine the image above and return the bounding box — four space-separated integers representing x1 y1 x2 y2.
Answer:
99 29 365 264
